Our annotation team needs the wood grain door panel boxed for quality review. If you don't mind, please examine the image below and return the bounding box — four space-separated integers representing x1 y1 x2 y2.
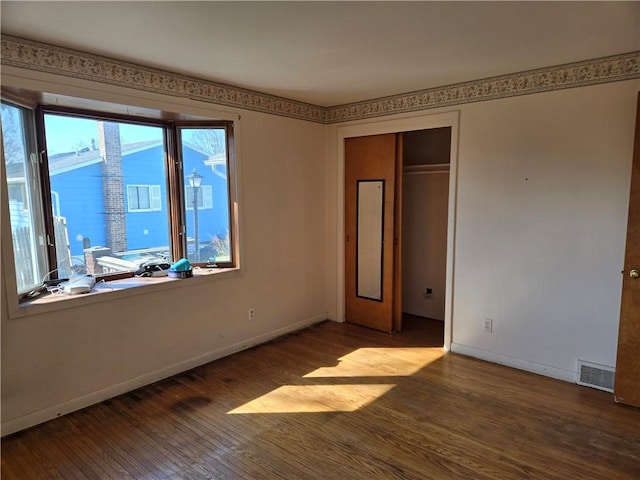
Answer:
614 93 640 408
345 134 396 332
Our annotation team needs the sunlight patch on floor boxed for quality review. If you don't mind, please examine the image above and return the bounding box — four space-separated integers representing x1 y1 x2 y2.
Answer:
303 347 444 378
227 384 395 414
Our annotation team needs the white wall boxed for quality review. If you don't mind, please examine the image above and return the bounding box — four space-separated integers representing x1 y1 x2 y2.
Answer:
402 172 449 320
328 80 639 382
1 72 328 434
452 82 637 379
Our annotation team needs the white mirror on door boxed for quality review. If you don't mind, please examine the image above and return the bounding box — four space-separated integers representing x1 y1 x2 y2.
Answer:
357 180 384 301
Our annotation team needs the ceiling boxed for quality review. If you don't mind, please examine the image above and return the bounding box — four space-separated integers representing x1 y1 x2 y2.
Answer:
1 1 639 107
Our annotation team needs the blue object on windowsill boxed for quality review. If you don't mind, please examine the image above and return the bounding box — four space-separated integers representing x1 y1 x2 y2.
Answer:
168 258 193 278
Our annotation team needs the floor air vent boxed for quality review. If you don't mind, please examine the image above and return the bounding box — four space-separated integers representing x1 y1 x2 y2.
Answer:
576 360 615 393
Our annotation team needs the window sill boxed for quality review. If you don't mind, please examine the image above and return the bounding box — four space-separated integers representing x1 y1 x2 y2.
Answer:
9 267 239 319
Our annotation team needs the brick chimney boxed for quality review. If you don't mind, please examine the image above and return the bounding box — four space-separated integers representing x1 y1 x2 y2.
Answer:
98 122 127 253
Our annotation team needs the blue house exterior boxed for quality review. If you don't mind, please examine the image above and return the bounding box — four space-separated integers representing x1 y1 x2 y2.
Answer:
48 141 230 264
50 161 107 251
120 144 170 254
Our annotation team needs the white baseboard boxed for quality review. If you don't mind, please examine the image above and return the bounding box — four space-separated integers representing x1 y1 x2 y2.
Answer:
450 342 576 383
1 313 327 437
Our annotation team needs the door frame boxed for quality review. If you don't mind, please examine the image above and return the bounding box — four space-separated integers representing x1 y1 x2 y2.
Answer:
336 111 460 349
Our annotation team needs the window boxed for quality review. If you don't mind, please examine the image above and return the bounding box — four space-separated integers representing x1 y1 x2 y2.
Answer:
185 185 213 210
127 185 162 212
179 126 232 263
43 113 171 277
8 183 27 206
1 103 49 294
1 100 236 298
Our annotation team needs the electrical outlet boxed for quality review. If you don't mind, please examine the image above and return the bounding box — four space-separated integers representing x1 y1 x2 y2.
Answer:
424 287 433 300
248 308 255 321
483 317 493 333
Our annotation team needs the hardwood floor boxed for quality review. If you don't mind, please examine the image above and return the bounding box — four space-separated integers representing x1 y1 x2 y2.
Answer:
2 318 639 479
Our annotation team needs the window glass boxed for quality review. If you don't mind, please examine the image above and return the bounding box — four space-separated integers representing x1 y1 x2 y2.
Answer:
1 103 48 293
127 185 162 212
43 114 171 275
185 185 213 210
180 127 231 264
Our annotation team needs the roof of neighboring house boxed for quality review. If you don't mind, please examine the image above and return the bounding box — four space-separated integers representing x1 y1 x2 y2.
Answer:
48 140 162 175
6 139 221 179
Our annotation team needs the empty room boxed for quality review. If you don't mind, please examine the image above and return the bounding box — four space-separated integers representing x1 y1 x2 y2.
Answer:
1 2 639 479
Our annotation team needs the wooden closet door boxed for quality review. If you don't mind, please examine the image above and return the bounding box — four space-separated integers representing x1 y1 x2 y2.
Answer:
345 134 397 332
615 93 640 408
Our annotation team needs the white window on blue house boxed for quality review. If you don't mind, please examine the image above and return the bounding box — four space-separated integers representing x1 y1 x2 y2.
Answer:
185 185 213 210
127 185 162 212
1 96 237 300
8 182 28 208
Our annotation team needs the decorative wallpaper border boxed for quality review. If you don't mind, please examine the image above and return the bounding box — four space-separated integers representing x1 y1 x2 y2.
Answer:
2 35 639 125
0 35 326 123
326 52 640 123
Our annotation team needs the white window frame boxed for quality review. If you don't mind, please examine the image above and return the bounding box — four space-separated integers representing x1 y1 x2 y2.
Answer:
185 185 213 210
127 184 162 212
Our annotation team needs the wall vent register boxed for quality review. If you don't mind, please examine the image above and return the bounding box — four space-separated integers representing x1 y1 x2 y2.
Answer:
576 359 615 393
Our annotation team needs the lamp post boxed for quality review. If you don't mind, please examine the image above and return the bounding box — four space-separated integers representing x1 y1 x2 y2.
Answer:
187 168 204 262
